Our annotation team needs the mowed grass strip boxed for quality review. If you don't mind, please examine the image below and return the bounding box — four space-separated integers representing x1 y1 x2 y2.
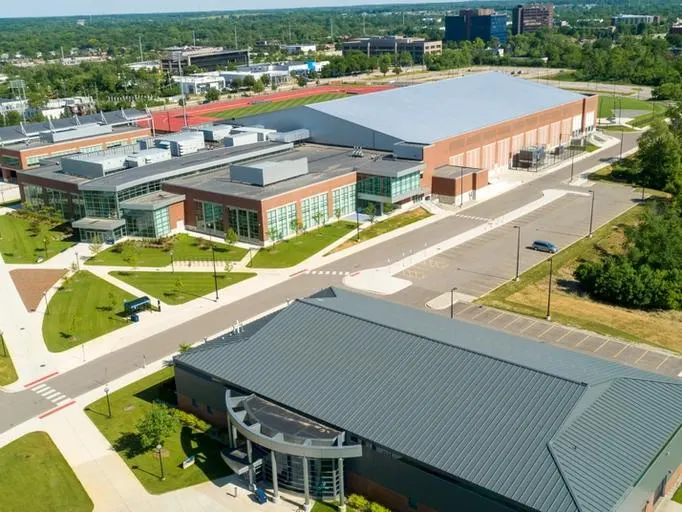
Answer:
0 432 93 512
209 93 348 119
87 234 246 267
85 368 231 494
478 203 682 353
249 221 356 268
110 271 256 305
42 270 136 352
0 333 17 386
0 214 74 264
330 208 432 254
597 95 665 119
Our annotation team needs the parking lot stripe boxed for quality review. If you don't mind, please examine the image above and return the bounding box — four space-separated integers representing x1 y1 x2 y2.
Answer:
612 344 627 358
519 321 537 334
471 307 490 320
594 339 610 353
488 312 504 324
634 350 648 364
554 330 571 343
537 325 554 338
655 356 669 370
574 335 591 347
456 304 477 317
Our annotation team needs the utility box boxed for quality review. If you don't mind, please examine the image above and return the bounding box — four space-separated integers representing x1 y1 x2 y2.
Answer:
224 132 259 147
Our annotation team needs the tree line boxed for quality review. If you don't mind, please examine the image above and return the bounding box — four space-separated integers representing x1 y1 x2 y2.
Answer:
574 104 682 310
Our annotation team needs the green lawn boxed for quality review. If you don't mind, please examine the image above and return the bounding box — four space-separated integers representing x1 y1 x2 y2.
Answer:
546 70 579 81
312 502 339 512
42 270 136 352
598 95 665 119
209 93 348 120
110 271 256 305
85 368 231 494
673 485 682 504
86 234 247 267
0 214 74 264
0 333 17 386
0 432 93 512
249 221 356 268
331 208 432 254
599 124 639 133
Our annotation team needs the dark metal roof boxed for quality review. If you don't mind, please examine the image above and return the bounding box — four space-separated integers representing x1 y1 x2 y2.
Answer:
175 287 681 512
0 109 149 146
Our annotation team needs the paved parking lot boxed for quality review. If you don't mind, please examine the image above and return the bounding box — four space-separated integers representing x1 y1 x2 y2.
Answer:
447 301 682 378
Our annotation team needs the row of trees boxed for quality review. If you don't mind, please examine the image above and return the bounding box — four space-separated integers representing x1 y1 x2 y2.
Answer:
573 100 682 310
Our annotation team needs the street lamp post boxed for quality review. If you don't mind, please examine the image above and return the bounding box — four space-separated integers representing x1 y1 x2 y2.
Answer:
588 190 595 238
157 444 165 480
43 291 50 315
641 182 646 202
450 287 454 319
75 252 80 271
355 209 360 241
546 257 553 322
104 386 111 418
43 237 48 260
569 147 575 183
170 251 174 273
514 225 521 281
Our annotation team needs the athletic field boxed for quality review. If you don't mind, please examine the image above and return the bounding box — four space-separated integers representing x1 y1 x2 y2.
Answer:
208 92 348 120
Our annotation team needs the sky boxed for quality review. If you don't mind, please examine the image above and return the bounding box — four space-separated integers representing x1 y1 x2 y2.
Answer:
4 0 446 18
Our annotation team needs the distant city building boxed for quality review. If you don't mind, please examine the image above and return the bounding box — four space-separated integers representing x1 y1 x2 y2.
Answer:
173 74 226 95
161 46 249 74
41 96 95 119
445 9 508 44
611 14 660 26
671 19 682 34
0 98 28 115
512 4 554 34
342 36 442 64
127 60 161 72
280 44 317 54
217 61 329 87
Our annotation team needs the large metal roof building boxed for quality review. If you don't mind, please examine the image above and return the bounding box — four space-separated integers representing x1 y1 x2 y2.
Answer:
174 287 682 512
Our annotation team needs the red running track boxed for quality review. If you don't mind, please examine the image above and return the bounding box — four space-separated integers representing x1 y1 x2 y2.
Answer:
143 84 392 133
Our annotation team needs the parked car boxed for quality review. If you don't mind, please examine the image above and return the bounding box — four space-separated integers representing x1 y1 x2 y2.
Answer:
531 240 558 253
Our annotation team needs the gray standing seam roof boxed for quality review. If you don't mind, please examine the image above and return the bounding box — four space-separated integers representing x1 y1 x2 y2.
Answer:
176 287 681 512
306 72 585 145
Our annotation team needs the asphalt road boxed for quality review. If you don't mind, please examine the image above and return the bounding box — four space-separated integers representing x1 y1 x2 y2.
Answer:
0 132 645 433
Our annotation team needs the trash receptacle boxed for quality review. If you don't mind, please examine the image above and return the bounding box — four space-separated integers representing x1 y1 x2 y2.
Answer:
131 313 139 323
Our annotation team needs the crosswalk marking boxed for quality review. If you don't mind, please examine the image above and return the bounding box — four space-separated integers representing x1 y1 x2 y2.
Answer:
307 270 351 276
28 382 72 405
454 214 492 222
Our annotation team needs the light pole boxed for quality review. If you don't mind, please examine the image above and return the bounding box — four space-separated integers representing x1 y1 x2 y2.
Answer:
618 97 624 160
514 225 521 281
569 146 575 183
104 386 112 418
355 209 360 241
450 287 457 319
546 257 553 322
588 190 595 238
43 236 48 260
641 181 646 202
75 251 80 271
157 444 165 480
169 251 174 273
43 291 50 315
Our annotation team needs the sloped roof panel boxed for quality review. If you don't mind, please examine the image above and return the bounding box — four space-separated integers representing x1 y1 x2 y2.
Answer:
306 72 585 144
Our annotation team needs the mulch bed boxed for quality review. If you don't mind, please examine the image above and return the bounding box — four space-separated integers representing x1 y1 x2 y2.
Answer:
9 269 67 312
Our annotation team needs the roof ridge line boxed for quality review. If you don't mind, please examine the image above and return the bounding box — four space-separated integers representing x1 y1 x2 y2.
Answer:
547 431 585 512
301 295 589 386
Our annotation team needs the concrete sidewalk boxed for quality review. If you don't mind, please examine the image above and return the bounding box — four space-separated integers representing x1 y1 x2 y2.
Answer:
0 354 307 512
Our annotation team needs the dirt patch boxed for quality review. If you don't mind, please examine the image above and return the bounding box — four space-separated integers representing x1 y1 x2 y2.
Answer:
10 269 67 312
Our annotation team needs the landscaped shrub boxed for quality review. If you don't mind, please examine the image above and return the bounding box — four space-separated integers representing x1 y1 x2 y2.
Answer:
347 495 370 511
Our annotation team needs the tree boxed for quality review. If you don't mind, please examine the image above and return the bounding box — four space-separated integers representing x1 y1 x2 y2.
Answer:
392 66 402 76
312 211 324 227
121 244 139 269
364 203 377 224
224 227 238 248
378 55 391 76
89 234 103 255
178 343 192 353
267 228 280 246
230 77 243 90
252 80 265 93
242 75 256 88
289 218 299 236
383 202 395 215
260 73 270 86
205 88 220 102
398 50 413 68
637 120 682 196
334 207 342 222
296 75 307 87
136 402 178 450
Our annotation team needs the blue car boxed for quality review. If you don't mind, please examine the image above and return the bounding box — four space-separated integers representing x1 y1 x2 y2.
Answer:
531 240 558 253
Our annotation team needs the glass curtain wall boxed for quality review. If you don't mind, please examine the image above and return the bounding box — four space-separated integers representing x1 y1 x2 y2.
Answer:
266 203 296 240
301 193 328 230
228 207 261 240
332 184 356 217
